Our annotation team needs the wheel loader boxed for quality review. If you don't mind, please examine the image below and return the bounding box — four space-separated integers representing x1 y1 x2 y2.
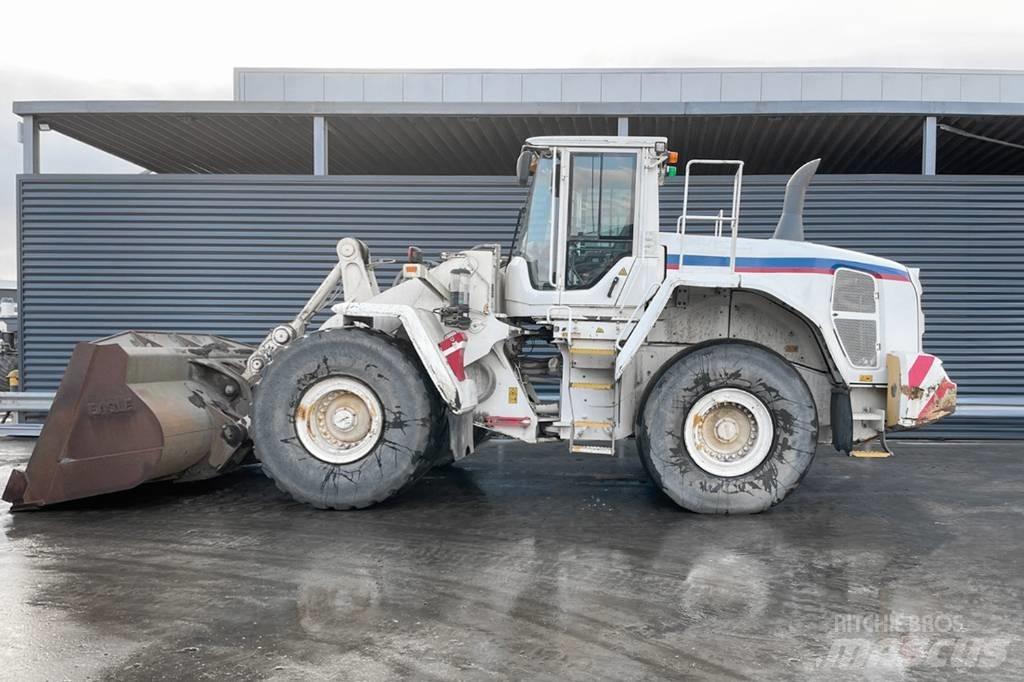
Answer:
2 136 957 514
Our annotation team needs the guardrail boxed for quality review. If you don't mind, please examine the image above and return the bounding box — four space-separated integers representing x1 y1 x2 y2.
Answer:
1 391 56 411
954 396 1024 418
0 391 55 437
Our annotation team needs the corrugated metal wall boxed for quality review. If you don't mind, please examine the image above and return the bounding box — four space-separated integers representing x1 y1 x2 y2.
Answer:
19 174 1024 437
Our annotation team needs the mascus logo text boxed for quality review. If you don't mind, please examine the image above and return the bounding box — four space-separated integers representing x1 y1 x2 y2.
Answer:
87 398 134 416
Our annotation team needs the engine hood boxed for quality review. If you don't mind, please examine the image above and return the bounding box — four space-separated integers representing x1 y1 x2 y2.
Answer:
662 234 912 283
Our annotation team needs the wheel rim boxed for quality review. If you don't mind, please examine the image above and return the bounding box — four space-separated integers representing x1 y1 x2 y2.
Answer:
683 388 774 477
295 376 383 464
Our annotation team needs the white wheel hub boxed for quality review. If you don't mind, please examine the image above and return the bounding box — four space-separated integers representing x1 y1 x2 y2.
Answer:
683 388 774 477
295 376 383 465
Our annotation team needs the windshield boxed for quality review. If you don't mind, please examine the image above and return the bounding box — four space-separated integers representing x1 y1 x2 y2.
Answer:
512 155 556 289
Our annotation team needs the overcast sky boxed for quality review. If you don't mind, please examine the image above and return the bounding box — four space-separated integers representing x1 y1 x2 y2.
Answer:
2 0 1023 282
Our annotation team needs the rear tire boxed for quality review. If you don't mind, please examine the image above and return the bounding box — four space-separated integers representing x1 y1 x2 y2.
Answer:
636 341 818 514
252 328 446 509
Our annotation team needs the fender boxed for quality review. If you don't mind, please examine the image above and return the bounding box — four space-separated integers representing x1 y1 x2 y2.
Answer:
325 301 478 415
615 270 842 383
615 270 739 380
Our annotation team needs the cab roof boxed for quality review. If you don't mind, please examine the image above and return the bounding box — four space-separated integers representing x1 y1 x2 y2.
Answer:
525 135 668 149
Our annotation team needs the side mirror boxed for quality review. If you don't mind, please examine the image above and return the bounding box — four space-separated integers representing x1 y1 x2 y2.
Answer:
515 150 534 186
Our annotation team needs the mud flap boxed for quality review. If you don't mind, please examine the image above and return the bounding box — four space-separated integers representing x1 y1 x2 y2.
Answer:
447 411 475 462
830 389 853 454
2 332 253 510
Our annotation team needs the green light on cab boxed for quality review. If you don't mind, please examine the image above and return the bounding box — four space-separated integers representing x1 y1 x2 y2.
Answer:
667 166 677 177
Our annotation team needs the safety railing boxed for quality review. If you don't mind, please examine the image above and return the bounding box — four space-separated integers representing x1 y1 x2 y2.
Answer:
676 159 745 273
545 305 574 344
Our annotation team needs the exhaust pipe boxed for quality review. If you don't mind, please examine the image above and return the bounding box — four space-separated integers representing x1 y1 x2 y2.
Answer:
772 159 821 241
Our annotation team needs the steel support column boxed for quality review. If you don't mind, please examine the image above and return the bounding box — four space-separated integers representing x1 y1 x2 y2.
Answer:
20 115 39 174
922 116 937 175
313 115 328 176
617 116 629 136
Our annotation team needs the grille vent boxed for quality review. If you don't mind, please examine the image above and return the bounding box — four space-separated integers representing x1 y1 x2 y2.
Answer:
833 269 876 313
834 318 878 367
832 268 879 368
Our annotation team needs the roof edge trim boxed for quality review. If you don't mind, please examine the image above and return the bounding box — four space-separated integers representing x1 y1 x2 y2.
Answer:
15 100 1024 118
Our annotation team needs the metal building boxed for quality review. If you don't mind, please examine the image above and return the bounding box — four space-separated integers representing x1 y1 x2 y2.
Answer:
14 67 1024 436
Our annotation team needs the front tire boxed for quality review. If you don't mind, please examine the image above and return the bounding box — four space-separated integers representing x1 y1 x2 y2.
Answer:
252 328 445 509
637 342 818 514
0 354 16 392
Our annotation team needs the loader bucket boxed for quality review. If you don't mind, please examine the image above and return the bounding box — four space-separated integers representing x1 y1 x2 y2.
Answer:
2 332 253 510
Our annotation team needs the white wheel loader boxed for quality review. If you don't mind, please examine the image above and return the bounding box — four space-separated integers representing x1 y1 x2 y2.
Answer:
3 136 957 514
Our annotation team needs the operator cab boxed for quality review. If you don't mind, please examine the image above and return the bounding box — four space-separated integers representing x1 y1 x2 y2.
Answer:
504 136 671 319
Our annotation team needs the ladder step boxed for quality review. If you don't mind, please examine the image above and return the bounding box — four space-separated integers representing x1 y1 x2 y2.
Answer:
570 382 613 390
573 419 612 429
850 449 892 458
569 347 616 357
571 444 615 455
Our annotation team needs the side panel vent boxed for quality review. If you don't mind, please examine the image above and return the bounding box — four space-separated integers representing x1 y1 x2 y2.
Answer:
834 318 879 367
833 268 877 314
832 268 879 369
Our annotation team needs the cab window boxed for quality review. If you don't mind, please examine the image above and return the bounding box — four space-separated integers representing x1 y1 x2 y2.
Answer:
512 155 556 289
565 152 636 289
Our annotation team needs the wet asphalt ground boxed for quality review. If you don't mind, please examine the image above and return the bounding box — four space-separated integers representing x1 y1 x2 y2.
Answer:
1 437 1023 681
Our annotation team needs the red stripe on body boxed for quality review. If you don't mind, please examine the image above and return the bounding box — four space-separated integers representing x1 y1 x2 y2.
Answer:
736 266 835 276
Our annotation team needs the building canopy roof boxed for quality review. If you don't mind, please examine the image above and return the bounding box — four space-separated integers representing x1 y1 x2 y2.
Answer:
15 66 1024 175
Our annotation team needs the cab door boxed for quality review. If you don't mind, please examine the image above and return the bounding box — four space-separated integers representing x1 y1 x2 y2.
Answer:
557 149 651 312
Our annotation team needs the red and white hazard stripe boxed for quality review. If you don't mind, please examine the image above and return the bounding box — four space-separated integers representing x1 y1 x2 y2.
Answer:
438 331 467 382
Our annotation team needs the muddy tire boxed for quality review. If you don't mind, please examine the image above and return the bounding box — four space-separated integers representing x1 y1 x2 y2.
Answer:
636 341 818 514
252 328 446 509
0 353 15 392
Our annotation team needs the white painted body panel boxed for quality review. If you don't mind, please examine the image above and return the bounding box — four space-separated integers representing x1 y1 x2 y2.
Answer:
644 233 922 388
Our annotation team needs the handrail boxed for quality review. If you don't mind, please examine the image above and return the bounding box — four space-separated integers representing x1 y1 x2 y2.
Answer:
548 154 559 288
677 159 745 274
615 283 661 350
545 305 574 344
